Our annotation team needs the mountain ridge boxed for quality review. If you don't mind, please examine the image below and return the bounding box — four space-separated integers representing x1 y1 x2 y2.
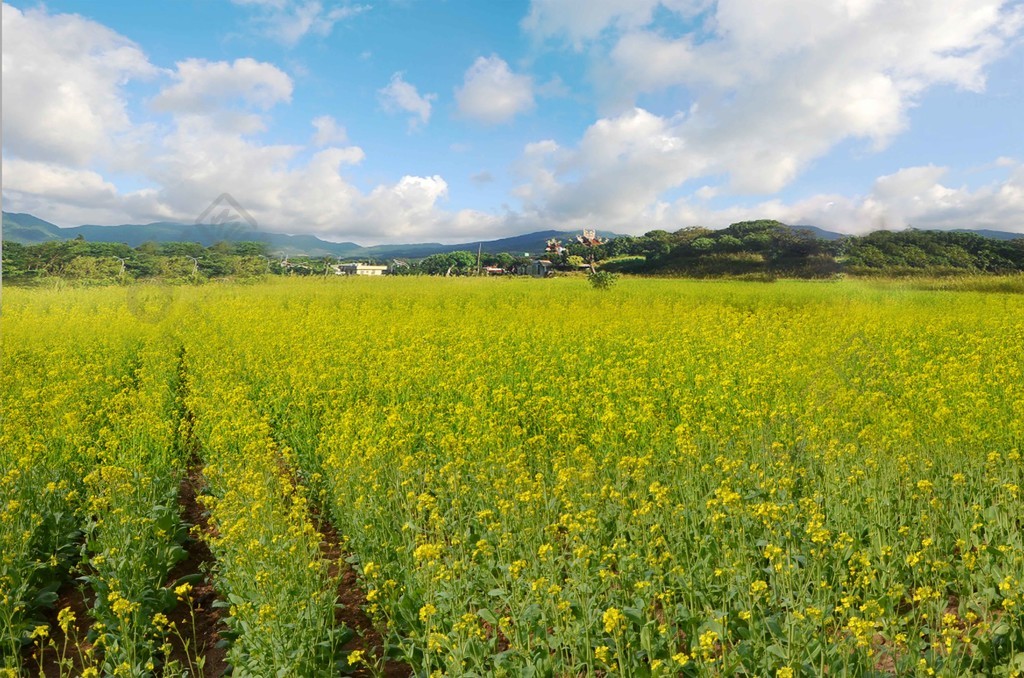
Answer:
1 212 624 258
3 211 1022 258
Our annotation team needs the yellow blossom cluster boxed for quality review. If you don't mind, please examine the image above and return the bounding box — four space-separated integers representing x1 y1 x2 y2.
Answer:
4 276 1023 676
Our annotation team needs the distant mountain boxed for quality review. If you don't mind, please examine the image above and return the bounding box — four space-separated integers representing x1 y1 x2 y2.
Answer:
774 225 1024 241
5 211 1020 257
950 228 1024 241
787 225 845 241
2 212 621 258
364 229 623 260
2 212 63 243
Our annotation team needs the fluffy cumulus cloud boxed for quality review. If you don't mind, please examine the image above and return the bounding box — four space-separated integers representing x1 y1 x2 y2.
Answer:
831 164 1024 232
150 58 295 136
153 58 293 113
514 108 1024 233
378 73 437 131
0 158 171 227
519 0 1024 229
5 2 1023 241
455 56 535 124
515 108 700 225
1 6 503 243
661 162 1024 234
2 159 127 215
0 6 158 167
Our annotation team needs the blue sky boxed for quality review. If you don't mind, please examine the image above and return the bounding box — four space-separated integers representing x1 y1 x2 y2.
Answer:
2 0 1023 242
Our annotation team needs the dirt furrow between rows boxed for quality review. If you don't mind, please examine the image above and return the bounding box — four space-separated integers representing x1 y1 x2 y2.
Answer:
312 510 411 678
161 468 228 677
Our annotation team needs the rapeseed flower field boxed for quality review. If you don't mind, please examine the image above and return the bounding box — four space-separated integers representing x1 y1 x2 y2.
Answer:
2 277 1022 676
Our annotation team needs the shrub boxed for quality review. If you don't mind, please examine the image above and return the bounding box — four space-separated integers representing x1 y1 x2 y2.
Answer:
588 270 619 290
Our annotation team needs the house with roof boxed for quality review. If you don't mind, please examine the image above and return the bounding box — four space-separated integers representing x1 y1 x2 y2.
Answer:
336 263 389 276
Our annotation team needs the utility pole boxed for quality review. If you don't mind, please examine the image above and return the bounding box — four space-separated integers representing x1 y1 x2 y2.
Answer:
476 242 483 276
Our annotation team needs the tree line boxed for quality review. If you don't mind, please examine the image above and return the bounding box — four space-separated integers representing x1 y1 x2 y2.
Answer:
2 238 277 283
3 222 1023 284
1 239 540 283
588 221 1024 278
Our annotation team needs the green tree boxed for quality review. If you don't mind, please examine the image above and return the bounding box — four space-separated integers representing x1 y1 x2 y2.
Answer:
419 251 477 275
233 241 270 257
716 235 743 252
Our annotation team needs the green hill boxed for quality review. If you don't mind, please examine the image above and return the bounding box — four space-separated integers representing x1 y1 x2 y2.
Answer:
6 211 1020 262
2 212 63 243
2 211 620 258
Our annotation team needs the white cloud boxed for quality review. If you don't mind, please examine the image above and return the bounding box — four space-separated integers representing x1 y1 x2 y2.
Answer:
513 102 1024 234
514 108 700 225
513 140 565 206
844 164 1024 232
516 0 1024 225
311 115 348 145
4 110 492 241
523 140 560 156
658 162 1024 234
153 58 293 114
317 145 366 167
232 0 370 46
145 59 294 140
0 158 176 226
0 6 157 167
523 0 703 49
0 8 506 243
5 3 1022 245
694 185 719 200
455 56 535 124
378 73 436 130
4 158 121 206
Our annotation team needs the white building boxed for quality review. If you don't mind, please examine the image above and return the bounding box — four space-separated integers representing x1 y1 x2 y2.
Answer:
336 263 389 276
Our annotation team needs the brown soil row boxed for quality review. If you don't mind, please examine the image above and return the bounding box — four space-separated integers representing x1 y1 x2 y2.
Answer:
268 433 410 676
20 469 227 677
162 468 228 677
22 581 94 676
312 511 411 678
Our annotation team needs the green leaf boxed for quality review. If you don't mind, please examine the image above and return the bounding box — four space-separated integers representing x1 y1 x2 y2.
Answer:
623 607 644 625
174 572 205 587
